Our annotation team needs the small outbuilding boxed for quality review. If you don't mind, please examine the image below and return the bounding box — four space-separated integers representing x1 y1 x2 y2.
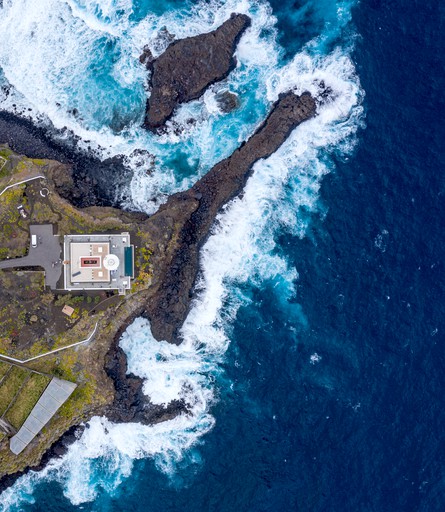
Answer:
62 305 74 317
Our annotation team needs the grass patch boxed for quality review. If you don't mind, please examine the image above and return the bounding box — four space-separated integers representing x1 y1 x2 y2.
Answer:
0 361 11 381
0 366 29 416
5 373 51 430
0 156 7 178
0 147 13 160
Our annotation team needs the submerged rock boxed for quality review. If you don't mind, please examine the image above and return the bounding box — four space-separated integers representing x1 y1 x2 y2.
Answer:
143 13 251 131
215 90 240 113
150 27 176 59
139 45 155 69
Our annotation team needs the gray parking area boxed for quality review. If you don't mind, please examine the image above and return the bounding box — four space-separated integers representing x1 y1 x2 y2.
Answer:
0 224 62 289
10 377 77 455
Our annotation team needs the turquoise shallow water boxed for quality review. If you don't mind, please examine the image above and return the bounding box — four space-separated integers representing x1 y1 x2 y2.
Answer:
0 0 443 510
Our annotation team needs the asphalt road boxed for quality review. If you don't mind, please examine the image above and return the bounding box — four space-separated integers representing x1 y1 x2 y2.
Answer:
0 224 62 289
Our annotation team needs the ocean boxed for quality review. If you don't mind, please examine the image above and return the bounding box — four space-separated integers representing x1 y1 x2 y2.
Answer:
0 0 443 510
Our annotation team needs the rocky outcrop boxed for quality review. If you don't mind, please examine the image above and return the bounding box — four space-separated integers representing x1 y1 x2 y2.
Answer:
215 90 240 113
0 110 132 207
143 13 251 130
144 91 317 342
104 309 187 425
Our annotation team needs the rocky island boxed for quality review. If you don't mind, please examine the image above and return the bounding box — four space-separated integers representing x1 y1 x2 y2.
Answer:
143 13 251 130
0 14 317 490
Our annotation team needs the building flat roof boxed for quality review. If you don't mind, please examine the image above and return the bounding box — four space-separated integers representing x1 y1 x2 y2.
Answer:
63 233 133 294
70 242 110 283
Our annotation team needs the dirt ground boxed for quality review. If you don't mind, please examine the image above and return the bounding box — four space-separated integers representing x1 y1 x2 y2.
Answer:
0 151 139 358
0 270 112 356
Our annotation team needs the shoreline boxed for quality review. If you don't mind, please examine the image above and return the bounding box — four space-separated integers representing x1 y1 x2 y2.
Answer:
0 90 316 490
0 110 132 207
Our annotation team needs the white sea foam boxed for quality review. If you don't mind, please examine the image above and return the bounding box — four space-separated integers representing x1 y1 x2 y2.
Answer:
0 0 282 210
0 412 214 508
0 0 129 123
0 0 363 508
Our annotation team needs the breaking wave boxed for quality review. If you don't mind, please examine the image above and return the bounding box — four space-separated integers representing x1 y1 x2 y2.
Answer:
0 0 363 508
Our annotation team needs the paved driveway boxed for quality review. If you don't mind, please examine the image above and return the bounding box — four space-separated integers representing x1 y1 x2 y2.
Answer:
0 224 62 289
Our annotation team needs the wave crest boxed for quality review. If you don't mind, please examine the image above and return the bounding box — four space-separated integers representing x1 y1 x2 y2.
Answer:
0 0 363 508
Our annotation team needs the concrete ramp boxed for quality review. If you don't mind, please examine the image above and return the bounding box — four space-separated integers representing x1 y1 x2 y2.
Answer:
10 377 76 455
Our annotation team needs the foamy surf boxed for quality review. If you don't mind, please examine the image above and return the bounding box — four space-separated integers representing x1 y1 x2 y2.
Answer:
0 0 363 508
0 0 357 212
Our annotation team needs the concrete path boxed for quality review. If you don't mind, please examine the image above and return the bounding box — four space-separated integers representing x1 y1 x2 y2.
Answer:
0 175 45 197
0 224 62 289
10 377 77 455
0 322 98 365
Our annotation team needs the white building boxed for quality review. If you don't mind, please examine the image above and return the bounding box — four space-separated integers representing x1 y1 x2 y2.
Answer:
63 233 134 294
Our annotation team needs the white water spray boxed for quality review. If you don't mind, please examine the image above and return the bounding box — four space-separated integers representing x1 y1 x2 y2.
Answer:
0 0 363 508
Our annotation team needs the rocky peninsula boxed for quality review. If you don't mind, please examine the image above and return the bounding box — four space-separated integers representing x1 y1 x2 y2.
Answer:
144 92 316 342
0 13 317 490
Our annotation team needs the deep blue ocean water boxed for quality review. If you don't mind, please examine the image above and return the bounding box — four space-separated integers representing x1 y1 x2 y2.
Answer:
0 0 443 510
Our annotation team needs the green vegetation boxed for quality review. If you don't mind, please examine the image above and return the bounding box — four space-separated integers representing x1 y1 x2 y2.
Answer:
132 246 153 291
32 183 126 237
0 148 13 160
0 156 7 179
0 146 153 479
30 159 48 167
5 373 51 430
0 184 28 258
0 361 11 381
0 147 13 183
54 294 88 307
0 145 48 190
28 345 100 423
0 366 29 416
0 271 48 353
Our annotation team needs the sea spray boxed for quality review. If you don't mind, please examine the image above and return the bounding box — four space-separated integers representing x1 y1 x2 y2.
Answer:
0 0 356 212
0 0 363 508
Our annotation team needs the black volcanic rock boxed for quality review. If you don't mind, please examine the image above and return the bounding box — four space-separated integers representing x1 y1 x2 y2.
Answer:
144 92 317 342
0 425 84 493
104 314 187 425
139 45 154 69
143 13 251 130
215 90 240 113
0 110 131 207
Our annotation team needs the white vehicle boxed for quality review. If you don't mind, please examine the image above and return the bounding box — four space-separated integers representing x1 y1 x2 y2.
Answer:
31 234 37 248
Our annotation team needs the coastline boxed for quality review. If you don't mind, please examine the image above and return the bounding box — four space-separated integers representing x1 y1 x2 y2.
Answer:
0 4 324 490
0 90 316 488
0 110 132 207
